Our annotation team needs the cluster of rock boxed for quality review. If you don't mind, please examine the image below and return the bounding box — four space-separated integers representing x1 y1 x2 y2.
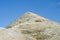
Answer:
0 12 60 40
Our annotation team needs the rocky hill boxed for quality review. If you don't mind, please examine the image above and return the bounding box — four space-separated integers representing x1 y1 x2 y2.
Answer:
0 12 60 40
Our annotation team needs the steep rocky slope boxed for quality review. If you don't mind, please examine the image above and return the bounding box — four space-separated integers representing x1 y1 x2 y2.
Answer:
0 12 60 40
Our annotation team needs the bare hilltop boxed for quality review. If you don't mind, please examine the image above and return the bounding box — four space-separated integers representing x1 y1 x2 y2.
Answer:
0 12 60 40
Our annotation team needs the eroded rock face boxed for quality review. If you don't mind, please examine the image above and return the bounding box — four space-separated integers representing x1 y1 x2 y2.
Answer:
0 28 27 40
0 12 60 40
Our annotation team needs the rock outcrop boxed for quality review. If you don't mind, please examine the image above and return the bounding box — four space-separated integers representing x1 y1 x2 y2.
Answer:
0 12 60 40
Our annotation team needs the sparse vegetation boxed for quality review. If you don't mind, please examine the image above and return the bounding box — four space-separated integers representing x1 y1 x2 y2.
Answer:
21 29 52 40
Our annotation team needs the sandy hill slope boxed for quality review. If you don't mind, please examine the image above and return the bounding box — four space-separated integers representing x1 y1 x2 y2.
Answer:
0 12 60 40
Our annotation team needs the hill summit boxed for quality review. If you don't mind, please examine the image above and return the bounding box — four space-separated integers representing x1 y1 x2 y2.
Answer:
7 12 48 28
0 12 60 40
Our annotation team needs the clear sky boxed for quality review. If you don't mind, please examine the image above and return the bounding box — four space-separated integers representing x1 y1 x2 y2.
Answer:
0 0 60 27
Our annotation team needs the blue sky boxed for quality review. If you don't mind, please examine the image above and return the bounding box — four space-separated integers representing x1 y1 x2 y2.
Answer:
0 0 60 27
